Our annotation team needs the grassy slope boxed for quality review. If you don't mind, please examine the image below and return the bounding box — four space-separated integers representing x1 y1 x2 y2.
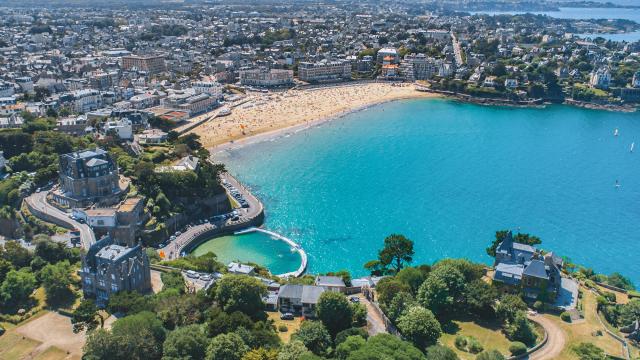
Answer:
440 319 513 360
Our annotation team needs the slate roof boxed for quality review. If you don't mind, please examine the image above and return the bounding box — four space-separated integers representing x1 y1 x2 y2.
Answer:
278 284 325 304
279 284 304 299
301 286 325 304
494 262 524 286
86 158 108 167
315 276 346 287
523 259 549 279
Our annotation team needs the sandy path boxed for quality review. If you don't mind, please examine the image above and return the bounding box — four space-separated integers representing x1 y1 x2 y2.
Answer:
529 314 566 360
190 82 439 149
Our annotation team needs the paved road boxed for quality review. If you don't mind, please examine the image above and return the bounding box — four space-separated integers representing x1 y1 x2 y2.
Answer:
161 171 263 260
528 314 566 360
25 191 96 249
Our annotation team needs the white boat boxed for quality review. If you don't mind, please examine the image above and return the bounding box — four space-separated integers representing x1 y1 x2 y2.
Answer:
631 142 635 152
614 128 619 136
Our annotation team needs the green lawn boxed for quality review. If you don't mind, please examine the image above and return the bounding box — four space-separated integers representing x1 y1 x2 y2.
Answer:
33 346 74 360
440 318 513 360
0 332 42 360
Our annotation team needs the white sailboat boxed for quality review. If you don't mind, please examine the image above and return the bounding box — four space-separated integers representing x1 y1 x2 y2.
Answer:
614 128 619 136
631 142 635 153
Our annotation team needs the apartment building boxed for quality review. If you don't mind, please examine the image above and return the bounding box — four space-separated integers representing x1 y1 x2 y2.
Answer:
122 54 167 75
298 60 351 83
239 68 294 87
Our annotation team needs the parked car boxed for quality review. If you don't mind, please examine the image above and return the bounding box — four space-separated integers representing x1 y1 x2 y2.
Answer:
349 296 360 303
280 312 294 320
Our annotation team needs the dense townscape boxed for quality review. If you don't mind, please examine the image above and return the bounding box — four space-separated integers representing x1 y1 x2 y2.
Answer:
0 1 640 360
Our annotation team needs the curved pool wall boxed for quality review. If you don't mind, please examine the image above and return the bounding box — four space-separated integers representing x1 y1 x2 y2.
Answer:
214 99 640 286
191 228 304 276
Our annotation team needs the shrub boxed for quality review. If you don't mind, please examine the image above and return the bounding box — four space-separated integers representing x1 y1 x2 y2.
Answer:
509 342 527 356
560 312 572 322
454 335 467 350
468 338 484 354
278 325 288 332
533 301 544 311
602 292 616 303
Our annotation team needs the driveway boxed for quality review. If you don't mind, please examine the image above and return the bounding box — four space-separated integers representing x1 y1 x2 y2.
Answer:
528 314 566 360
356 293 387 335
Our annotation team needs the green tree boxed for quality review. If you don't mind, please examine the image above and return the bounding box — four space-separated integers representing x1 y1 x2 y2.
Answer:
72 299 104 333
375 277 411 309
0 259 14 284
0 240 33 268
619 299 640 327
112 311 166 360
572 342 606 360
156 293 204 330
34 236 73 264
347 334 425 360
464 280 498 317
277 340 313 360
335 327 369 346
486 231 541 257
504 312 537 347
161 271 186 293
336 335 366 359
162 324 209 360
395 267 427 294
83 329 126 360
215 275 267 318
378 234 414 273
317 291 354 336
425 345 459 360
351 302 367 327
433 259 485 282
206 333 249 360
495 294 527 324
476 349 505 360
292 321 332 356
40 260 74 305
107 291 153 315
0 268 36 306
417 264 466 318
606 273 635 290
206 308 254 337
396 306 442 350
242 348 279 360
386 292 417 323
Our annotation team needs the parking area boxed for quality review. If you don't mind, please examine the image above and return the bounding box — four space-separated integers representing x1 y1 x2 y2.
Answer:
183 270 220 291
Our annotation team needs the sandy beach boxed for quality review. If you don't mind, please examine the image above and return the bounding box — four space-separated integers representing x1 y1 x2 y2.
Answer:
189 82 440 150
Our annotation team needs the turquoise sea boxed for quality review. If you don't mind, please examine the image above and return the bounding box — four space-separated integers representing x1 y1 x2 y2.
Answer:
212 99 640 285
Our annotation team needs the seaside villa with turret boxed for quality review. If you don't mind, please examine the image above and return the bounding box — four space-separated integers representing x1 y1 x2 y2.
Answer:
492 231 579 310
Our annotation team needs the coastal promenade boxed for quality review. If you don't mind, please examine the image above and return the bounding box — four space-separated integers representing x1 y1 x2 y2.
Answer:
162 171 264 260
24 190 96 249
161 172 308 277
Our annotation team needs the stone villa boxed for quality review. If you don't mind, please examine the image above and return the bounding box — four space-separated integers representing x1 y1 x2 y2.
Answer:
79 235 151 305
53 148 126 207
492 231 565 301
